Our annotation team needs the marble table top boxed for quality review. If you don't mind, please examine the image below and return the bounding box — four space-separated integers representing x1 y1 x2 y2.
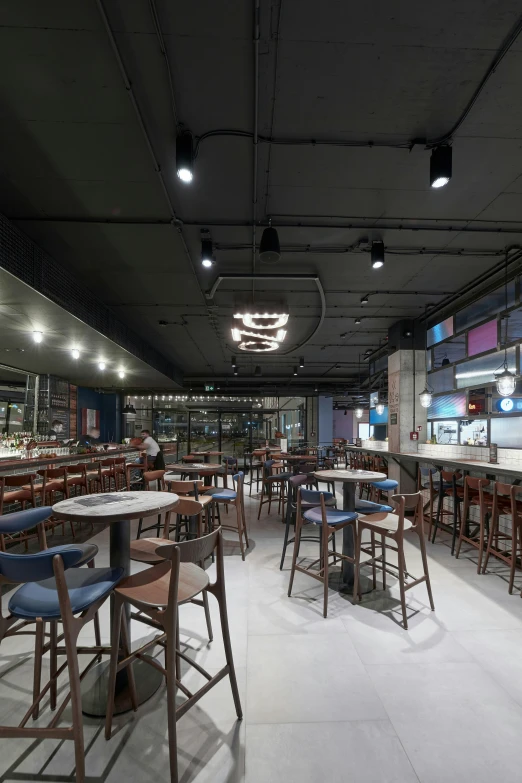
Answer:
52 491 180 521
165 463 225 474
315 469 386 482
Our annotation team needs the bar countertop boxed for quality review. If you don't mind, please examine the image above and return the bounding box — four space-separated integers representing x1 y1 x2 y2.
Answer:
0 445 139 475
346 445 522 479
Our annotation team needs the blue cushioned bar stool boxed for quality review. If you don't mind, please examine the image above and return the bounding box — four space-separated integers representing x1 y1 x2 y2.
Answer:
211 472 249 560
288 488 358 617
280 474 336 570
370 477 399 505
355 498 393 514
0 545 123 783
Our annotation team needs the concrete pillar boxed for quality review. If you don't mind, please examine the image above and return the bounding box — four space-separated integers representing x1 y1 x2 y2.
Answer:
318 395 333 447
387 320 427 492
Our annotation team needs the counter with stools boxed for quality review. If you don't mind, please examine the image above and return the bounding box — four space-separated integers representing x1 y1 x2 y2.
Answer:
455 476 496 572
481 481 522 593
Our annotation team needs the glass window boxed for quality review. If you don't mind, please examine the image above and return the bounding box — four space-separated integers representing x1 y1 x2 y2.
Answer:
460 419 488 446
456 282 516 332
432 420 459 444
491 416 522 448
428 367 454 393
432 335 466 367
507 306 522 343
190 411 220 452
467 319 498 357
426 351 432 372
428 392 467 419
455 347 516 389
358 423 374 440
427 316 454 348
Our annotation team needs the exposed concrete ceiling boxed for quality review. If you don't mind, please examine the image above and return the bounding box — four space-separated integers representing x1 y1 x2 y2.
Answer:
1 1 522 394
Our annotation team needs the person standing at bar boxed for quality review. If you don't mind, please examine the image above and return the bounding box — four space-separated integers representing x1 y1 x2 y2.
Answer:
140 429 162 468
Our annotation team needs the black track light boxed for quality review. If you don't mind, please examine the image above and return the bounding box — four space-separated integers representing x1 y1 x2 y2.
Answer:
234 366 239 376
299 356 304 368
360 295 369 305
201 239 213 268
355 317 361 324
344 409 347 416
231 357 237 368
293 366 298 376
259 220 280 263
340 332 347 339
254 365 262 377
430 145 452 189
371 240 385 269
176 132 194 183
441 354 450 366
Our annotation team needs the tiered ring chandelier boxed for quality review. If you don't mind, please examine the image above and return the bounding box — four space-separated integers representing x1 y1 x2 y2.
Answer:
231 311 289 352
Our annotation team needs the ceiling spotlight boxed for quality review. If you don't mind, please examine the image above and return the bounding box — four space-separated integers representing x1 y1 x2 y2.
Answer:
340 332 347 339
344 409 347 416
293 366 298 376
118 370 125 379
259 221 280 263
430 145 452 189
371 240 385 269
354 317 361 325
355 408 363 419
176 132 194 183
299 356 304 368
254 365 262 376
32 331 43 343
403 329 413 338
98 361 106 371
314 385 318 393
360 295 369 305
234 367 239 376
231 357 237 368
71 348 80 359
201 239 213 268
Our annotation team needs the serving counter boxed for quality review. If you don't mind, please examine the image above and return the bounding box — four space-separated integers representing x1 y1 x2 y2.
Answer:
0 446 140 477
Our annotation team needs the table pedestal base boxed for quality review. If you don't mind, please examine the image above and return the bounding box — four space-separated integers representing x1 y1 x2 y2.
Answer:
81 656 163 717
341 482 356 588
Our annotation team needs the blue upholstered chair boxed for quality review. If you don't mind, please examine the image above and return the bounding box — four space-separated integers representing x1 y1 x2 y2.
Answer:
280 474 336 570
0 545 123 781
211 472 249 560
355 497 393 514
288 488 358 617
370 477 399 505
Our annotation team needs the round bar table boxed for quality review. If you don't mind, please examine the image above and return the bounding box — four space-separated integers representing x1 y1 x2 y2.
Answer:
313 469 385 588
191 451 223 463
166 462 225 486
52 491 179 717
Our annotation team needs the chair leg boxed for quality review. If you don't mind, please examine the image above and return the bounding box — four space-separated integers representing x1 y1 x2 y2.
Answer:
418 525 435 611
397 541 408 629
136 518 143 539
381 534 387 589
50 620 58 710
63 623 85 782
235 503 246 561
508 521 519 594
352 525 363 602
119 607 138 712
105 597 124 740
215 584 243 720
257 484 265 520
31 618 45 720
166 626 179 783
371 531 377 590
482 508 497 575
288 512 302 597
323 526 329 618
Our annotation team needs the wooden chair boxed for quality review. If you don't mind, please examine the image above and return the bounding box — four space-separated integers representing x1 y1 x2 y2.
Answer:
112 456 127 490
482 481 522 593
354 492 435 629
135 470 168 539
455 477 492 572
211 472 249 560
280 474 335 570
431 470 464 554
36 467 76 539
104 528 243 782
257 459 292 520
0 473 42 516
417 466 437 539
288 488 357 617
0 544 121 783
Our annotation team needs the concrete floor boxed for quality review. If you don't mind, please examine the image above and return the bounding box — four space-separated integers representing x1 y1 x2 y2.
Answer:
2 489 522 782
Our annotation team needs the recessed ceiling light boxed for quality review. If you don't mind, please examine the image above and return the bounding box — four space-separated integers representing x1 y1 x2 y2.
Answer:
176 132 194 183
71 348 80 359
98 361 106 370
33 331 43 343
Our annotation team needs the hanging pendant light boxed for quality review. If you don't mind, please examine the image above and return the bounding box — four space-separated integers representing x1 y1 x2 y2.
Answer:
376 403 385 416
122 398 136 414
259 219 280 263
355 408 363 419
419 386 433 408
495 250 518 396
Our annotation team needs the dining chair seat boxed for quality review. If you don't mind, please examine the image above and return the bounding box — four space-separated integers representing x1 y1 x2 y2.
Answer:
303 507 357 526
9 564 123 620
129 537 172 565
211 488 237 501
358 511 413 533
355 498 393 514
371 478 399 491
116 560 209 608
265 471 293 482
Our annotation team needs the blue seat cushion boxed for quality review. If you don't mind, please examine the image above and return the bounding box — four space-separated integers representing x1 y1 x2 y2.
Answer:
371 479 398 491
9 566 124 620
266 472 293 481
355 499 393 514
303 508 357 526
212 489 237 501
0 507 53 535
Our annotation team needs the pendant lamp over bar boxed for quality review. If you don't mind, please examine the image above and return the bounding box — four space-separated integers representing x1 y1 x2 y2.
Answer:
259 219 281 263
495 250 518 396
430 145 452 189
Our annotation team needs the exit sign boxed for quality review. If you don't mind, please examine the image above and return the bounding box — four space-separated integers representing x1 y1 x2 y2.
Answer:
204 384 215 392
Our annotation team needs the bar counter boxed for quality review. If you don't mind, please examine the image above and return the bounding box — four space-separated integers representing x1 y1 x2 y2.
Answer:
346 445 522 480
0 446 139 476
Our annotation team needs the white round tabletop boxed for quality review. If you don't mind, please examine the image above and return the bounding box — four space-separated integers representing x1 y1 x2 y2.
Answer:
314 469 386 482
166 463 224 474
52 491 180 522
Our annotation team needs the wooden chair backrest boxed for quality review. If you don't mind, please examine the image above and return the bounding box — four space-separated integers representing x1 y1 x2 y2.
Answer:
37 467 66 479
168 479 203 495
143 470 166 490
2 473 36 487
175 497 204 517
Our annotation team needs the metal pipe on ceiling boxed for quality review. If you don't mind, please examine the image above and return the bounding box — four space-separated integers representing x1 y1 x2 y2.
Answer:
252 0 260 294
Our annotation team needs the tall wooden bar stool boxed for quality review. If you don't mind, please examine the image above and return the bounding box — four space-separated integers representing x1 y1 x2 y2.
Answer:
455 476 492 572
37 467 76 539
417 466 437 539
0 544 122 783
247 452 264 496
280 473 330 569
481 481 522 593
0 473 42 516
166 480 214 539
431 470 464 554
211 472 248 560
257 459 292 520
63 464 91 497
135 470 168 539
105 529 243 783
354 492 435 629
287 489 357 617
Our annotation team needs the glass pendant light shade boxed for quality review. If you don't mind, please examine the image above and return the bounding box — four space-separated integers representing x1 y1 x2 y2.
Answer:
376 403 385 415
495 368 516 397
355 408 363 419
419 387 433 408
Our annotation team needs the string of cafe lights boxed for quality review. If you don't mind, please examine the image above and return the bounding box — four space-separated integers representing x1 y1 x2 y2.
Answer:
31 330 127 378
